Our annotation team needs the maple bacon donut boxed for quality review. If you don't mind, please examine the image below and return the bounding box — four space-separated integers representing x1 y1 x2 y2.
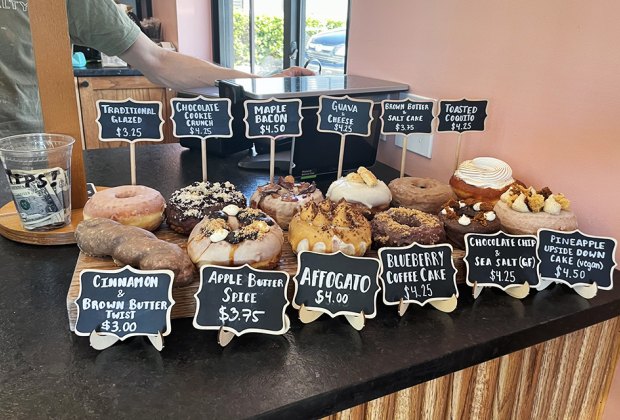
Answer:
83 185 165 231
187 205 283 269
250 175 323 229
388 177 456 214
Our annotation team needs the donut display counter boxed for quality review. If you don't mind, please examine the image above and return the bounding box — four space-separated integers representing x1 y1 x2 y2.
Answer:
0 143 618 419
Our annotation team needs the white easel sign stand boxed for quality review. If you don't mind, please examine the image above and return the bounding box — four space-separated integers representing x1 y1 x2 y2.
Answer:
170 96 233 182
96 98 164 185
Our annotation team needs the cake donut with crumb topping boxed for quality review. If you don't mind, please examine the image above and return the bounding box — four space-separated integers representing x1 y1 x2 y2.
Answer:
371 207 445 247
438 199 501 249
187 206 283 269
165 181 247 235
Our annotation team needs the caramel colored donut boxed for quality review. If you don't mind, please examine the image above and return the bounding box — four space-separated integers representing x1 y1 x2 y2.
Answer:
438 199 501 249
250 176 324 229
493 184 578 235
83 185 165 231
288 200 371 256
450 157 515 204
371 207 445 247
389 177 456 214
166 181 247 235
187 206 283 270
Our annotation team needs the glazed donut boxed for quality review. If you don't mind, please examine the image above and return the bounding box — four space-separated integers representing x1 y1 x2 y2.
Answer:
83 185 165 231
388 177 456 214
438 199 501 249
450 157 515 204
187 205 283 269
288 199 371 256
493 184 578 235
371 207 445 247
326 167 392 217
250 175 323 229
166 181 247 235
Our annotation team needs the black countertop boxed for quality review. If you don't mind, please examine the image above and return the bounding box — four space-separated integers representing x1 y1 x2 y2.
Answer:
0 144 619 419
73 62 142 77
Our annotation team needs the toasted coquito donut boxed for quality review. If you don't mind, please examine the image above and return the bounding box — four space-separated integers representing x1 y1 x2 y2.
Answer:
187 206 283 269
250 175 323 229
389 177 456 214
288 200 371 256
450 157 515 204
83 185 165 231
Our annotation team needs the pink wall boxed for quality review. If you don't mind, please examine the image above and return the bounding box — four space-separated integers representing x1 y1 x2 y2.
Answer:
348 0 620 260
152 0 212 61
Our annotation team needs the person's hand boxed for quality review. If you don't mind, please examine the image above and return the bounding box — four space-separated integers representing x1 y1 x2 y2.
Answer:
271 66 315 77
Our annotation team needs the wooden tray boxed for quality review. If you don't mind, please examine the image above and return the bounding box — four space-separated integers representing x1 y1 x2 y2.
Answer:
66 226 466 330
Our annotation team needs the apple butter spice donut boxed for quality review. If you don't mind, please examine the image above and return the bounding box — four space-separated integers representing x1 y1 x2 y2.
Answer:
166 181 247 235
449 157 515 204
250 175 324 229
187 205 284 270
493 184 578 235
83 185 166 231
75 218 195 287
438 199 501 250
288 199 372 256
388 177 456 214
326 167 392 217
371 207 446 248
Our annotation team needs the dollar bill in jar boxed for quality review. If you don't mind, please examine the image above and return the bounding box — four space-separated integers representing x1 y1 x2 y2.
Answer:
4 167 70 230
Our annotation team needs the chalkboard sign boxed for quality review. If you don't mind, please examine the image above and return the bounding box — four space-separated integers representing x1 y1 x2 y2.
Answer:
96 99 164 142
243 98 302 139
317 95 374 136
74 265 175 339
537 229 617 290
437 99 488 133
194 264 290 336
464 232 540 290
170 96 233 140
378 243 458 306
380 99 434 135
292 251 381 318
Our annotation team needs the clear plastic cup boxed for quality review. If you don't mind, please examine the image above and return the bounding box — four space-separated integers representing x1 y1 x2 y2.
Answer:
0 133 75 231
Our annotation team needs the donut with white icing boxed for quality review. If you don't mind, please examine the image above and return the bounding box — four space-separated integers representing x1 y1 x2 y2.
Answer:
326 167 392 217
450 157 515 204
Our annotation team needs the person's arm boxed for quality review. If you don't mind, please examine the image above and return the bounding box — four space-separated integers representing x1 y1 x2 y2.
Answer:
119 33 313 90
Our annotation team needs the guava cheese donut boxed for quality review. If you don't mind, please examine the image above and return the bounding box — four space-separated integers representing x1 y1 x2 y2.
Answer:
388 177 456 214
450 157 515 204
493 184 578 235
250 175 323 229
187 206 283 270
288 200 371 256
83 185 166 231
371 207 446 247
326 167 391 217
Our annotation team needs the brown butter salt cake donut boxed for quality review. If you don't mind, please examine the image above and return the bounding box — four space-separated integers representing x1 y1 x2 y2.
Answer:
388 177 456 214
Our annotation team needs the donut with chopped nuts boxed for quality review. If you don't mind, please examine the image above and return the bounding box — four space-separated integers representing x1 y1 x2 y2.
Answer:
438 199 501 249
250 175 323 229
371 207 446 248
165 181 247 235
187 205 283 269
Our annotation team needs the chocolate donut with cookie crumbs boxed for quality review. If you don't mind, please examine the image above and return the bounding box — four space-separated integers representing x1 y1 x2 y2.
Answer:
371 207 446 247
187 205 283 269
438 199 501 249
166 181 247 235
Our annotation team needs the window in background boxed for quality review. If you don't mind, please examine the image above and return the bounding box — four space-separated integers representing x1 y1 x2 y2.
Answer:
215 0 349 76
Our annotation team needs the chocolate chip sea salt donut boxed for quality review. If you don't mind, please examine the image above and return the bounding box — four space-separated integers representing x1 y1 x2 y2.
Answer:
371 207 446 247
166 181 247 235
438 199 501 249
388 177 456 214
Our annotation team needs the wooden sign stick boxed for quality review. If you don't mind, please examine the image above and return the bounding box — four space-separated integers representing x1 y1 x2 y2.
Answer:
337 135 346 179
270 138 276 184
400 134 410 178
201 139 208 182
130 143 137 185
454 132 463 171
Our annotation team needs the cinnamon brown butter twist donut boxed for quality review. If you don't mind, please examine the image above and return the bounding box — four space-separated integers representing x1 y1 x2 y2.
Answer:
75 218 196 287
